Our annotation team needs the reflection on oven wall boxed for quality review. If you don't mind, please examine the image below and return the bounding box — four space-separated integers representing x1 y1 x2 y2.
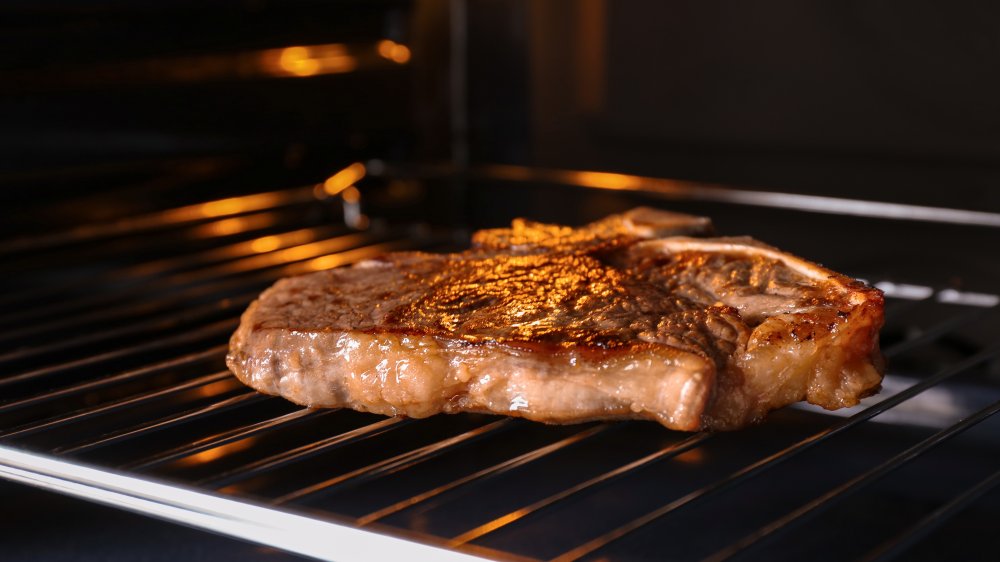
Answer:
2 0 999 211
0 1 425 182
465 0 1000 210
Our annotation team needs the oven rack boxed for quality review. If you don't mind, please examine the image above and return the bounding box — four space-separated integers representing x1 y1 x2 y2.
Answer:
2 164 999 561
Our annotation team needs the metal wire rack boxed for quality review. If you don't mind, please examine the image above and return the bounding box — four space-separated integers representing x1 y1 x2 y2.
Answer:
2 163 999 561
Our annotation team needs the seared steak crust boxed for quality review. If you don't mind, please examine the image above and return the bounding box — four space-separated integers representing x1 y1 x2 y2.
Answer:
228 209 884 431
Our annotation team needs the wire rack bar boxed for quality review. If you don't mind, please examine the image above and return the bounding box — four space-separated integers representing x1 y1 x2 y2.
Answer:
0 319 237 390
123 408 327 471
0 187 318 254
0 445 488 562
199 417 409 489
1 370 235 440
357 424 613 527
861 468 1000 562
881 307 989 360
274 419 519 505
705 398 1000 561
0 218 334 311
0 295 252 366
448 431 713 546
552 343 1000 561
0 231 379 326
0 345 225 416
53 392 266 455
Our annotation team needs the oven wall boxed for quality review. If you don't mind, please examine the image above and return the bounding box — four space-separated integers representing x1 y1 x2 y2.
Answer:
0 0 444 234
466 0 1000 210
0 1 420 193
5 0 999 217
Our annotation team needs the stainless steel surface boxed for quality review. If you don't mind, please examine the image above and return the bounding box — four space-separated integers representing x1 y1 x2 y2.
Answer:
0 446 483 562
375 162 1000 228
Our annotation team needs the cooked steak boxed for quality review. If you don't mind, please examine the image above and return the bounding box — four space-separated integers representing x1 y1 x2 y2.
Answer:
227 209 884 431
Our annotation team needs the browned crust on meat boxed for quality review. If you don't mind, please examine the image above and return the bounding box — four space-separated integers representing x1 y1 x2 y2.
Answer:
226 211 884 431
630 238 884 428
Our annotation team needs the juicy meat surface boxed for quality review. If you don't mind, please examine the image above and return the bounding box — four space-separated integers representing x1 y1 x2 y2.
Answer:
227 208 884 431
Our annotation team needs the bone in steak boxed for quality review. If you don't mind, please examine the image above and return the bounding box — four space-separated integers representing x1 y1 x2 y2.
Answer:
227 208 884 431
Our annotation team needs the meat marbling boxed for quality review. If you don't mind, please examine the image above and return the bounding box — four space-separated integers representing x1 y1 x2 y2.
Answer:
227 208 884 431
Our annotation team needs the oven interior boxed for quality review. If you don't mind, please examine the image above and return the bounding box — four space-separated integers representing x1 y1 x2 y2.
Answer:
3 165 1000 561
3 2 1000 561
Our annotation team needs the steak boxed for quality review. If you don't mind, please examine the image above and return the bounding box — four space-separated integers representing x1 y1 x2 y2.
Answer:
227 208 884 431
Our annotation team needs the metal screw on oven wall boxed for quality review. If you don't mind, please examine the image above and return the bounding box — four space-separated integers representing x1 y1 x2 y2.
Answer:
314 162 370 230
341 185 369 230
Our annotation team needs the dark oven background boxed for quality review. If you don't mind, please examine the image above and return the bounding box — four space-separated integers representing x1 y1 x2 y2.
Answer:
5 1 1000 210
6 1 1000 287
3 2 1000 561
